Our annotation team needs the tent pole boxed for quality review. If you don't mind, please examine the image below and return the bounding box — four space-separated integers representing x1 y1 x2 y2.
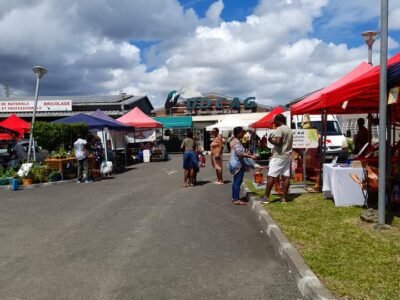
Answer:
103 130 108 161
378 0 388 226
318 110 327 191
123 130 127 167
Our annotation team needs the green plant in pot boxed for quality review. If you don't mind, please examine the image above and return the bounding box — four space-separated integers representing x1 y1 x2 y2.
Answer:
22 170 34 186
29 164 50 183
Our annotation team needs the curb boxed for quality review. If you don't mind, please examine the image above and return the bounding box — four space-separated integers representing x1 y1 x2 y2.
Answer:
0 179 76 190
242 186 336 300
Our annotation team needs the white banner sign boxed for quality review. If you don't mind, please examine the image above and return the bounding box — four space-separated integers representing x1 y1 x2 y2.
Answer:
125 129 156 143
0 100 72 112
266 129 318 149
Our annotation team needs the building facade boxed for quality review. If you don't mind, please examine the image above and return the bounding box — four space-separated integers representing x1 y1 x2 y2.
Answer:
153 93 271 151
0 94 154 122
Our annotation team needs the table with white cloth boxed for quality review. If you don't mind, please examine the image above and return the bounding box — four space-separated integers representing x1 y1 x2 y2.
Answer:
322 163 365 206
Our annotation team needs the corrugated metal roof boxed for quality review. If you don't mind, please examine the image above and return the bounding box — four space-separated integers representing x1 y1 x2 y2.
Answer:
0 95 147 104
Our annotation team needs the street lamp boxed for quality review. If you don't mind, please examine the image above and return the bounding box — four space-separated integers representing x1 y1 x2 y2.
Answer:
27 66 47 162
361 31 379 65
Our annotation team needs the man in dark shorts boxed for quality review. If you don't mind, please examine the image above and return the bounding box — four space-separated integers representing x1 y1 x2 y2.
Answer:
180 131 196 187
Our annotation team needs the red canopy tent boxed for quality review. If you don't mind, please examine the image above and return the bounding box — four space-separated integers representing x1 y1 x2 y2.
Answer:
250 106 285 128
291 62 374 115
0 114 30 140
117 107 162 128
291 53 400 115
319 53 400 114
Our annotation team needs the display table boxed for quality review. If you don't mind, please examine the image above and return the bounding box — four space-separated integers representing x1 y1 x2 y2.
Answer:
322 163 365 206
44 158 77 180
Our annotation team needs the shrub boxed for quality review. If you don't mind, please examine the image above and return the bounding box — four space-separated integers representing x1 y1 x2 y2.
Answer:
33 122 88 152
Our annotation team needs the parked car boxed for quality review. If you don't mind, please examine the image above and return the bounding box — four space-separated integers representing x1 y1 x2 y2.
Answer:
0 139 48 169
0 140 15 169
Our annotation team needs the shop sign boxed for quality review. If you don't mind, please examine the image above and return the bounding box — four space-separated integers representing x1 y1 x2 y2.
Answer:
0 100 72 112
265 129 318 149
185 97 257 113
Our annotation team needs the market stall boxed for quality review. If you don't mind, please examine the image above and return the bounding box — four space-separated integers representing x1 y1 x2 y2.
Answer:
53 113 127 174
117 107 163 162
290 53 400 209
0 114 30 140
153 116 192 153
250 106 285 129
91 109 132 170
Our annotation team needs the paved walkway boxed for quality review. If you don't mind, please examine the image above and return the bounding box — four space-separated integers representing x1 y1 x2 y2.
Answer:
0 155 302 299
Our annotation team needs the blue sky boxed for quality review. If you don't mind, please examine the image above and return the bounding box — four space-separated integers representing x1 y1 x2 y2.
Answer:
1 0 400 106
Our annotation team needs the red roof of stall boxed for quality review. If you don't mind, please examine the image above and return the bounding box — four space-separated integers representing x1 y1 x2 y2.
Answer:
0 114 30 140
291 62 373 115
320 53 400 114
117 107 162 128
250 106 285 128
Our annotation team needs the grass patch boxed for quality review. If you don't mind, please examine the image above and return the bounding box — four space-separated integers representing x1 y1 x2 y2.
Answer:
246 180 400 300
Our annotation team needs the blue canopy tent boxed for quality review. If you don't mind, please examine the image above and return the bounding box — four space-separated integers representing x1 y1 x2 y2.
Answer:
53 113 127 166
90 109 131 129
90 109 133 166
53 113 126 130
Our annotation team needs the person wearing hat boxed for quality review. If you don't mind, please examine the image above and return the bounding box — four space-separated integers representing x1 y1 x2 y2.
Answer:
257 113 293 203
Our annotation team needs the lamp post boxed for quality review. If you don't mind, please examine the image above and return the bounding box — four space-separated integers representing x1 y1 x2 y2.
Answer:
361 31 379 65
27 66 47 162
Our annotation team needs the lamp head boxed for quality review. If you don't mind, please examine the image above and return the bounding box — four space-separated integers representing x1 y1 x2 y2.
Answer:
361 31 379 47
32 66 48 79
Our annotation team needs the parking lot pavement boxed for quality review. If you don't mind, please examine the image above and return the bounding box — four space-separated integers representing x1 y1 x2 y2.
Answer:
0 155 302 300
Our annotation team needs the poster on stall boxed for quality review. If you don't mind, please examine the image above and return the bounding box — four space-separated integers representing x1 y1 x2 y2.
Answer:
266 129 318 149
125 128 156 143
388 87 400 105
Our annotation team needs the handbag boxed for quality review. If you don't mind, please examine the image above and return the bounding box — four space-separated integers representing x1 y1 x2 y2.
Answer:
228 150 239 175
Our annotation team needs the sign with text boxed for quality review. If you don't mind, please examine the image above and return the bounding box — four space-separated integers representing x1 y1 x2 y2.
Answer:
265 129 318 149
0 100 72 112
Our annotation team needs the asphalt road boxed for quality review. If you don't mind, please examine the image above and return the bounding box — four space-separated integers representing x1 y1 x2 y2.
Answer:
0 155 303 300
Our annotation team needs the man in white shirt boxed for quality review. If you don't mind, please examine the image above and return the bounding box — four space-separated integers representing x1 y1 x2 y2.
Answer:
257 114 293 203
74 136 89 183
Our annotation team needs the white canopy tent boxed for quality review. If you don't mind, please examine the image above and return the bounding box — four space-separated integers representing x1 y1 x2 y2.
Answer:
205 116 251 131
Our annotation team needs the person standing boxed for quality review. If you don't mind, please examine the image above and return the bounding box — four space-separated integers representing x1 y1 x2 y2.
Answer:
353 118 369 155
74 135 90 183
258 114 293 203
180 130 196 187
249 128 260 154
210 128 224 184
91 136 104 180
230 127 257 205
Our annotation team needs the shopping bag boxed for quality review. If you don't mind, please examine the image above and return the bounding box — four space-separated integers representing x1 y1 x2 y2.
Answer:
100 161 113 175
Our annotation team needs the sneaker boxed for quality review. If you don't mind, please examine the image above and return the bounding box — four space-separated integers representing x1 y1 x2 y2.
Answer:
84 180 93 184
256 196 270 204
76 180 81 183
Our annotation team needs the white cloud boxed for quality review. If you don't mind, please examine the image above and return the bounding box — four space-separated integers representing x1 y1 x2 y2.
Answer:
205 0 224 25
0 0 398 107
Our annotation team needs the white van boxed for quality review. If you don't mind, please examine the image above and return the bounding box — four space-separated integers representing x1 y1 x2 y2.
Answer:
289 113 349 161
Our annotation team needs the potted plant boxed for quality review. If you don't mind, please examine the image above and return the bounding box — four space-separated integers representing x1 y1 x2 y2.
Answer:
28 164 50 183
22 171 34 186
